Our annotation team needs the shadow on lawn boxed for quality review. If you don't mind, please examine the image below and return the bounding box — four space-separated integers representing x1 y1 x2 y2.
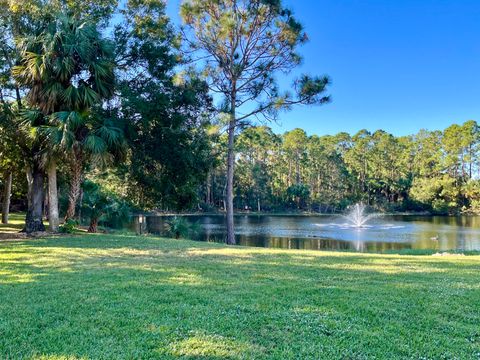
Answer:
2 235 479 284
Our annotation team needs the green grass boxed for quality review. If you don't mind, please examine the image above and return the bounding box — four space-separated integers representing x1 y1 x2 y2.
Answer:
0 234 479 359
0 213 26 234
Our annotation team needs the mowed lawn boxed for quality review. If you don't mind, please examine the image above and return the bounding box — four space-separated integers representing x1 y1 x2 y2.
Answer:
0 213 25 235
0 231 479 359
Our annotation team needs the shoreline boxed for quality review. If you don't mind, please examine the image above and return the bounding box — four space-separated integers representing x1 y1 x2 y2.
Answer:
137 210 460 217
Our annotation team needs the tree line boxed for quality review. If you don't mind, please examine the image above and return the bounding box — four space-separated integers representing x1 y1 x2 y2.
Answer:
201 121 480 215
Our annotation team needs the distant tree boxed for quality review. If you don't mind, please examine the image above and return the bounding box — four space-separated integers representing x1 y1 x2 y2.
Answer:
410 175 460 214
307 134 351 211
462 179 480 213
443 121 479 181
181 0 330 244
283 128 308 186
236 126 277 211
411 129 443 178
368 130 410 205
286 183 310 209
344 130 373 203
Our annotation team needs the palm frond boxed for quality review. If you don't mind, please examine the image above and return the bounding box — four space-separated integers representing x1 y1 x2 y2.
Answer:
84 134 107 154
95 123 122 146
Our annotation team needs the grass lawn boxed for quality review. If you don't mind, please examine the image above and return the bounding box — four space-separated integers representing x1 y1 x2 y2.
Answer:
0 213 26 235
0 231 479 359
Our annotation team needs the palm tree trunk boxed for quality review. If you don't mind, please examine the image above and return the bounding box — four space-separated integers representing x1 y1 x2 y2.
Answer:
1 171 12 224
88 217 98 233
65 149 83 221
25 162 45 233
47 160 59 232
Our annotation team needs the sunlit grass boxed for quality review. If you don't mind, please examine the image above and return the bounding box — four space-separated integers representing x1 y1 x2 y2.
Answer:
0 234 479 359
167 332 261 358
0 213 25 234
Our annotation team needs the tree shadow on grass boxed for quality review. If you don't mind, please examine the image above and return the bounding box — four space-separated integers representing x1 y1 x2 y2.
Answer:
0 236 479 359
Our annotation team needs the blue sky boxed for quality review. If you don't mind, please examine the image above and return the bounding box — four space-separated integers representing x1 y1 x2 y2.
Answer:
166 0 480 136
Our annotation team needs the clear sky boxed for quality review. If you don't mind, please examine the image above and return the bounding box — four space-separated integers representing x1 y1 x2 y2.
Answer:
166 0 480 136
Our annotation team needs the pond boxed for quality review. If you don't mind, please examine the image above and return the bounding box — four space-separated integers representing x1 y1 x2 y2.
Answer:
143 214 480 252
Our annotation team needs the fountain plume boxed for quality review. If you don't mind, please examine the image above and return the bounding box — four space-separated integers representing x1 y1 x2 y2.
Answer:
344 203 375 228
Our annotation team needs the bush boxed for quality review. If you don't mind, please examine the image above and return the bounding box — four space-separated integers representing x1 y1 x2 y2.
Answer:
81 180 132 233
165 216 199 239
198 202 217 213
60 219 78 234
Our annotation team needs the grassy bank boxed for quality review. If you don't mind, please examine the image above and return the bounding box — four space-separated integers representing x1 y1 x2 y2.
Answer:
0 233 479 359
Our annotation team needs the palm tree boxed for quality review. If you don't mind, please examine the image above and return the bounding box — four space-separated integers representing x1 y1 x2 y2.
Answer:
49 109 126 221
13 13 117 226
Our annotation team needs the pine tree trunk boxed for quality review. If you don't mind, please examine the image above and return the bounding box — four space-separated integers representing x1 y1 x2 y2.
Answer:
47 160 59 232
88 217 98 233
65 149 83 221
222 182 227 211
288 160 292 187
226 96 236 245
212 174 216 206
25 162 45 233
1 171 12 224
295 155 301 185
469 144 473 179
206 171 212 204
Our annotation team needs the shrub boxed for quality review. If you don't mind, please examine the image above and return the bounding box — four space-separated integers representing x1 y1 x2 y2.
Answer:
60 219 78 234
81 181 132 233
165 216 199 239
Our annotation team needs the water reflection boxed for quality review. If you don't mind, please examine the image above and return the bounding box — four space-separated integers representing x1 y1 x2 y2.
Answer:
144 215 480 252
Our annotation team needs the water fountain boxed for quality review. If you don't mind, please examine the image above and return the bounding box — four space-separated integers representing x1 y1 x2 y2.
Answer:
343 203 376 228
314 202 379 233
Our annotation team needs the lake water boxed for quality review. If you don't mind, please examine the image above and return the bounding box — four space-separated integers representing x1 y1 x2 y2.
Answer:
144 214 480 252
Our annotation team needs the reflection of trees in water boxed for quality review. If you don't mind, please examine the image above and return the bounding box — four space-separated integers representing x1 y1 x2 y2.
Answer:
263 237 411 252
141 215 480 252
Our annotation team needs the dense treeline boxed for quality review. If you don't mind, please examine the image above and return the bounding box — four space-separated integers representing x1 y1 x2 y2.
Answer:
200 121 480 215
